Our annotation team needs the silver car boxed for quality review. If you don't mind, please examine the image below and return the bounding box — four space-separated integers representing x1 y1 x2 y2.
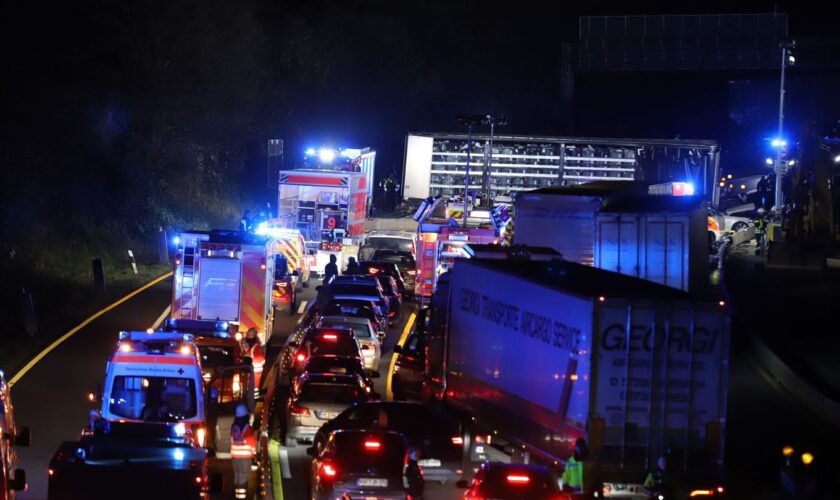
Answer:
285 373 370 446
316 316 381 371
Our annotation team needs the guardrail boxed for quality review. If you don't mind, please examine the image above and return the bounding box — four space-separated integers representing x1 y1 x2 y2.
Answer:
749 334 840 429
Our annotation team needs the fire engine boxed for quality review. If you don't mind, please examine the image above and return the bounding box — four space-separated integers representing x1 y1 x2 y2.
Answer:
414 224 497 305
172 230 275 344
276 169 368 275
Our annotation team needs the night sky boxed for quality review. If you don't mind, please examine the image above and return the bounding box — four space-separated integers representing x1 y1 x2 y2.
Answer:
1 0 837 261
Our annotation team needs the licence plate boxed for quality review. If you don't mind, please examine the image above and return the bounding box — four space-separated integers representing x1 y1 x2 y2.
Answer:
317 411 338 419
417 458 441 467
357 478 388 487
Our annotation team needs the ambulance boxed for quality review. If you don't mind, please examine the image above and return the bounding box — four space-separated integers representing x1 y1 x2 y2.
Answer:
172 230 275 344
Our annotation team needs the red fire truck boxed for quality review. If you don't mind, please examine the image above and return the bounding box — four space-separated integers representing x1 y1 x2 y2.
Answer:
172 230 275 344
414 224 497 306
276 169 368 275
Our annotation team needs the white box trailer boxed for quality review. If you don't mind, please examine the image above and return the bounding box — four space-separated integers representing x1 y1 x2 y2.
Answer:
514 185 709 293
427 255 729 495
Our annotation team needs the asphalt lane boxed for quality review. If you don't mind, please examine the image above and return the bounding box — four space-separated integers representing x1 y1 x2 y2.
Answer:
13 278 172 499
265 288 461 500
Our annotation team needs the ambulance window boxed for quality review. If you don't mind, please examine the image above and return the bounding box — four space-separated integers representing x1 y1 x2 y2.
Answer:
109 376 197 421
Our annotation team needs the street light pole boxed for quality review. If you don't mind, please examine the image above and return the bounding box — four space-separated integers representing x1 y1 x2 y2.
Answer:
481 115 508 208
773 42 794 218
464 121 473 227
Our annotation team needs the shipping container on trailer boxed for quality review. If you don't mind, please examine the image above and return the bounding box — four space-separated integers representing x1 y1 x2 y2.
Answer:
172 230 275 344
423 252 730 497
513 184 709 294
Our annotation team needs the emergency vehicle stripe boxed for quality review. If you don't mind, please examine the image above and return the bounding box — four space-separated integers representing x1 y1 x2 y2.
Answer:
277 241 300 270
239 257 265 333
112 355 195 365
284 175 345 186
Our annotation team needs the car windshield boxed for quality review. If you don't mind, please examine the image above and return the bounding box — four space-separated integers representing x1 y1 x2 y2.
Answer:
361 238 413 259
197 344 235 370
333 432 406 473
308 337 360 357
329 284 379 297
319 321 372 339
109 376 197 421
299 384 364 404
372 251 415 267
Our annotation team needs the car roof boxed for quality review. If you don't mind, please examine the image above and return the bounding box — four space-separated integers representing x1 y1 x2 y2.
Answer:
330 276 379 285
482 461 554 475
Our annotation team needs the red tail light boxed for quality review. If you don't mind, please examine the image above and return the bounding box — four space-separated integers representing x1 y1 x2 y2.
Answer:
290 403 310 416
451 436 464 445
506 474 530 484
364 440 381 451
389 311 396 317
322 333 338 341
319 462 338 480
295 352 307 363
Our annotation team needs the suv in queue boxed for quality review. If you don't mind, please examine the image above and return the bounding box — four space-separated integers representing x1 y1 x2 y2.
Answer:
326 276 392 325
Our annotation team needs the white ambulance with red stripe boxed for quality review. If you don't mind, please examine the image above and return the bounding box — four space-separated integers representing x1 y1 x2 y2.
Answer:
276 169 368 275
102 331 206 438
172 230 275 344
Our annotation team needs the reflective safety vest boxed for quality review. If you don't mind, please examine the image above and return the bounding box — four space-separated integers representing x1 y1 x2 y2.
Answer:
561 456 600 493
230 423 256 459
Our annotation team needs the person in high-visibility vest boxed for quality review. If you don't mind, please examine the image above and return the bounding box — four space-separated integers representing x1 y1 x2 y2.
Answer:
561 438 603 499
230 403 256 499
242 328 265 386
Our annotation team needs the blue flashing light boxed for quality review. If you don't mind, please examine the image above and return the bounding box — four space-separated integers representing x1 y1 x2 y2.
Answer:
173 236 181 246
319 148 336 163
173 448 185 461
305 147 316 156
174 423 186 437
771 138 787 148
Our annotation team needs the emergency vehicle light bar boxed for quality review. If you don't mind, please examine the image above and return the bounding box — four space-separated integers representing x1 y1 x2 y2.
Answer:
119 331 195 343
162 319 230 337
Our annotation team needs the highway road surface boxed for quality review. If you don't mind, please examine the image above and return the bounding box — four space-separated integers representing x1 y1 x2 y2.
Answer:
9 274 840 499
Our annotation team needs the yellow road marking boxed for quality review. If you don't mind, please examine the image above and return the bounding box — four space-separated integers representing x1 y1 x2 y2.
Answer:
268 439 285 500
9 272 173 387
149 305 172 330
386 311 416 401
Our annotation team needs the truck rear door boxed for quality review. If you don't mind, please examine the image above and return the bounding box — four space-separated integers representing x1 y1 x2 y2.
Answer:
198 258 242 322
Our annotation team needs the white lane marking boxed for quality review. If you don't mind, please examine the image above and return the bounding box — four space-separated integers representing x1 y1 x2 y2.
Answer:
149 305 172 329
297 301 307 315
279 445 292 478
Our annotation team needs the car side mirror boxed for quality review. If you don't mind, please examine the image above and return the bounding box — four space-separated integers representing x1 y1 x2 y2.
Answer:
306 446 317 458
15 426 30 447
393 345 402 354
10 469 26 491
456 479 469 489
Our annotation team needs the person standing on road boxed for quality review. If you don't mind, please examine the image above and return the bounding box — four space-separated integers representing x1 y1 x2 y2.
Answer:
345 256 359 275
323 254 338 285
644 455 678 498
561 438 603 499
230 403 256 499
242 327 265 386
